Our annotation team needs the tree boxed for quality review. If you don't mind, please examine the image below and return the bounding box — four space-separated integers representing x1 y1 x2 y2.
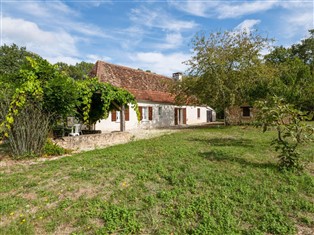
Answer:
0 56 79 157
291 29 314 74
255 96 314 171
181 30 273 123
55 61 94 80
0 44 39 85
265 45 314 112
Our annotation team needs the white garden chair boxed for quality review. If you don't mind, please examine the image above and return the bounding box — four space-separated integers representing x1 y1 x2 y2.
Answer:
69 124 82 136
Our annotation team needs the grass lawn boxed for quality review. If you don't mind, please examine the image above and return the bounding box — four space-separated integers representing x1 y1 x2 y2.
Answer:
0 126 313 234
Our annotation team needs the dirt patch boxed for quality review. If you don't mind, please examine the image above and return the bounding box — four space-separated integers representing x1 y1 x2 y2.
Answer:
297 225 314 235
61 185 102 200
53 223 76 235
21 192 38 200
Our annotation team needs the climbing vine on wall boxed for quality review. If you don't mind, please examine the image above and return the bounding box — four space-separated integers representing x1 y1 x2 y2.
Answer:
76 78 140 125
1 57 139 140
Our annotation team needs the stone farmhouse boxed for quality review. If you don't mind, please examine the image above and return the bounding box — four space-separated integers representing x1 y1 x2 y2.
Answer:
226 106 256 125
90 61 216 132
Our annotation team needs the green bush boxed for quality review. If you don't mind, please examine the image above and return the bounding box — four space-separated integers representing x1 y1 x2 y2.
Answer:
43 139 68 156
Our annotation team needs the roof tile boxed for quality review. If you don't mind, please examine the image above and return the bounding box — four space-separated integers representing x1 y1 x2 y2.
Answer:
91 60 175 104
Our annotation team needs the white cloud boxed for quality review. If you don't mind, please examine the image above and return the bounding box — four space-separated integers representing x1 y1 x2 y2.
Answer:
3 1 109 38
169 0 278 19
234 19 261 32
217 1 278 19
154 32 184 50
168 1 219 17
2 17 80 64
169 0 312 44
128 52 190 76
4 1 79 21
86 54 112 63
127 6 197 50
1 1 114 65
129 6 198 31
46 56 82 65
282 3 314 39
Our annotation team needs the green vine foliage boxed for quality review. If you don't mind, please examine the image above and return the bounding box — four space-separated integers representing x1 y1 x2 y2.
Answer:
76 78 139 125
1 56 139 141
1 57 44 137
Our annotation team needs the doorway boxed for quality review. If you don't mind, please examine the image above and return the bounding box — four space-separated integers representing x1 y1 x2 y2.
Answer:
174 108 186 125
207 110 213 122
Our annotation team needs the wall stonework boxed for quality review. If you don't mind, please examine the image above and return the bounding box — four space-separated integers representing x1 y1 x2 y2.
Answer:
53 132 133 151
96 101 216 132
226 106 257 125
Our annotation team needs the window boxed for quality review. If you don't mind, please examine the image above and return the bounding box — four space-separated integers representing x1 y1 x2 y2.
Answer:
158 107 162 117
142 107 149 121
242 107 251 117
111 106 129 122
197 108 200 119
111 110 120 122
139 106 153 121
116 111 121 122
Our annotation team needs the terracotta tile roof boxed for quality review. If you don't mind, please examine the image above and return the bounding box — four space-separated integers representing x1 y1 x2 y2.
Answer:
91 60 175 104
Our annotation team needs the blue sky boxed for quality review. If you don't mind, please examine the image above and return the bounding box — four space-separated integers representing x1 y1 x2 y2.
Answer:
1 0 313 76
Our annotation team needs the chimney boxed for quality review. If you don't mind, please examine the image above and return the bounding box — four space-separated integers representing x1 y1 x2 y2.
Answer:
172 72 183 81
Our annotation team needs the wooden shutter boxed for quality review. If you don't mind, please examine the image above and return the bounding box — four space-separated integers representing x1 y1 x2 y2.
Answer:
139 106 143 120
183 108 187 124
174 108 178 125
197 108 200 118
111 110 116 122
148 107 153 120
125 106 129 121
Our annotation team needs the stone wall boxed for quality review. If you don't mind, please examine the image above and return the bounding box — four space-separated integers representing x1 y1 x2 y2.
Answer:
53 132 133 151
226 106 257 125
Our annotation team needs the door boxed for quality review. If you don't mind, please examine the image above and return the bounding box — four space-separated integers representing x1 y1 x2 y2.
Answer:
183 108 187 124
207 110 213 122
174 108 186 125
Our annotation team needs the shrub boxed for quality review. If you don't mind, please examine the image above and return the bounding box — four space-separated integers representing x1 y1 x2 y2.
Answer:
255 96 314 171
43 139 68 156
7 103 51 159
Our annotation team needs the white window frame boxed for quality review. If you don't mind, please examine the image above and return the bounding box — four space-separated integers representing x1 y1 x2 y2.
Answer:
142 107 149 121
116 111 121 122
158 106 162 117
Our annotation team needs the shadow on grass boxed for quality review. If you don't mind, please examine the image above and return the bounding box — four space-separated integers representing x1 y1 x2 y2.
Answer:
200 150 277 170
190 137 254 148
157 123 227 130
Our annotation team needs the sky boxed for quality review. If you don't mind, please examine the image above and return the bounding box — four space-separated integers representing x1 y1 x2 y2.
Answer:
1 0 313 76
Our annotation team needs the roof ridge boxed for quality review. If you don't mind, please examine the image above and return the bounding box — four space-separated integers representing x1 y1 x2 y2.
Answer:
96 60 173 80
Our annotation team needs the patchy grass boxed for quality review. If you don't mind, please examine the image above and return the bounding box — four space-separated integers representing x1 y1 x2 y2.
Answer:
0 126 313 234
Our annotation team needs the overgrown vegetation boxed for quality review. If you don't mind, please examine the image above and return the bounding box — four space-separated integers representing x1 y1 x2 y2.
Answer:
0 44 138 158
0 126 313 234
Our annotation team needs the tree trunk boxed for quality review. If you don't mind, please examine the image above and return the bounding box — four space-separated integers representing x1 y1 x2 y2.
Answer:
120 105 125 132
224 108 230 126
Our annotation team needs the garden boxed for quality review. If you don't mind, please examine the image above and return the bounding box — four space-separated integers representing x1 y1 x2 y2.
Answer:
0 125 313 234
